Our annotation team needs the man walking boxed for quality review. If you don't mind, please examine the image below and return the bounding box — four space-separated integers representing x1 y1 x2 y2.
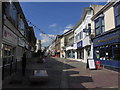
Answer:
22 52 27 76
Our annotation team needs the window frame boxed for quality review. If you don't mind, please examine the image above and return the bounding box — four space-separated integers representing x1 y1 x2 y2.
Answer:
95 16 105 36
114 1 120 27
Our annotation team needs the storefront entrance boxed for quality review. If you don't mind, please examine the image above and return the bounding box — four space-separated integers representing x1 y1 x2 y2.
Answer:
77 49 84 59
2 44 16 65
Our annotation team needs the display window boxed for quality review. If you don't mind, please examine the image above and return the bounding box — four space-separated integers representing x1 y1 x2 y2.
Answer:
95 44 120 61
77 49 84 59
2 44 15 65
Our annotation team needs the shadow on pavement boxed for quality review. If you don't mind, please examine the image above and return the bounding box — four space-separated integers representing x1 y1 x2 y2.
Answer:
2 57 93 89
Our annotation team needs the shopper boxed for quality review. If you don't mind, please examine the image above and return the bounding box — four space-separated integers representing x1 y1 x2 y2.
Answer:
22 52 27 76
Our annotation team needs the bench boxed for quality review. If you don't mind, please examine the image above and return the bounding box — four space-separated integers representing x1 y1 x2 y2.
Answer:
29 70 49 82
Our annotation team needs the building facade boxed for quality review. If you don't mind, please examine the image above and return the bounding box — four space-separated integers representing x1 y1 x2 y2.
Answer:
1 2 36 79
60 36 65 58
73 5 103 63
64 29 75 59
55 35 62 57
92 1 120 68
35 40 41 53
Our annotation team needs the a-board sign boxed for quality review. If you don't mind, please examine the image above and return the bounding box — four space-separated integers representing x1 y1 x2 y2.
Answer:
88 59 96 69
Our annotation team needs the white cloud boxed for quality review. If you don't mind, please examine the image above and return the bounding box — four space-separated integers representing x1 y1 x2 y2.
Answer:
65 24 74 29
63 29 69 33
62 24 74 34
49 23 57 28
40 33 56 47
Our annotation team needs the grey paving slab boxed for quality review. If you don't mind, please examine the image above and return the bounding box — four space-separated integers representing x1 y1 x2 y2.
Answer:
2 57 119 89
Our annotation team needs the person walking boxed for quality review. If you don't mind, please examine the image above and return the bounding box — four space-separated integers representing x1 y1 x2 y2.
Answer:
21 52 27 76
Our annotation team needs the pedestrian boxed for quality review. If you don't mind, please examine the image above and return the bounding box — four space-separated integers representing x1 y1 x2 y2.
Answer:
21 52 27 76
86 59 89 69
62 54 64 58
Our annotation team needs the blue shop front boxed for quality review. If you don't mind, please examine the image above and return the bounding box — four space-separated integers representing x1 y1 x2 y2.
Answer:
93 28 120 68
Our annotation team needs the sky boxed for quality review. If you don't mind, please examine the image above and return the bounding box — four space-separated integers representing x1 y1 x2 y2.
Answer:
19 2 106 48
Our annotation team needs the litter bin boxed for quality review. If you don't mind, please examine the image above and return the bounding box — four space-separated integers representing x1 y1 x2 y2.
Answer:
95 61 100 69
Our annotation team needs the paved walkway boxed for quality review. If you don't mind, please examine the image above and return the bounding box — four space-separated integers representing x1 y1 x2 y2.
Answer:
2 57 119 89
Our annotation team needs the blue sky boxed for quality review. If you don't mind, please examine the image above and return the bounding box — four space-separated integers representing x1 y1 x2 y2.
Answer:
20 2 106 47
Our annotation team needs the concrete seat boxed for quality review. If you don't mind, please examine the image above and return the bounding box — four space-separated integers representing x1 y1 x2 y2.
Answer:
29 70 49 82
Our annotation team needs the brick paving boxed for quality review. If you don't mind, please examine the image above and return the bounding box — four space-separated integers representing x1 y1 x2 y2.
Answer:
2 57 119 89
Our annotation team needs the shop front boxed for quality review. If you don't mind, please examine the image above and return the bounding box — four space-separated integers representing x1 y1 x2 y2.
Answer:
93 29 120 68
2 25 18 78
66 45 75 59
77 41 84 60
2 25 18 65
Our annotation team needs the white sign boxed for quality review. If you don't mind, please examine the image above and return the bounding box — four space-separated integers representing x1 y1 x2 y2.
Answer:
26 43 29 49
88 60 96 69
3 26 18 45
18 38 25 47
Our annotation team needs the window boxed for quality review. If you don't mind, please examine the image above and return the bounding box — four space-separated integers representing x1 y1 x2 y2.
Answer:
113 47 120 61
79 31 83 39
75 35 77 41
114 2 120 26
19 18 25 35
4 2 18 24
99 48 105 60
88 24 91 35
95 45 120 61
95 16 105 35
105 47 112 60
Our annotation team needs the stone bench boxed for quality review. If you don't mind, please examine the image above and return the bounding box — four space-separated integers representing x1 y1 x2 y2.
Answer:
29 70 49 82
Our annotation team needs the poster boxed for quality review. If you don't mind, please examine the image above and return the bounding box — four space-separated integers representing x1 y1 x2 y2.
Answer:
88 59 96 69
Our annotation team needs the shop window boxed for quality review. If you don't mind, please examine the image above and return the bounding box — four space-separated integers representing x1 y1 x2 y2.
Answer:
105 47 112 60
2 44 15 65
72 51 75 58
113 47 120 61
114 2 120 26
95 49 100 59
95 45 120 61
99 48 105 60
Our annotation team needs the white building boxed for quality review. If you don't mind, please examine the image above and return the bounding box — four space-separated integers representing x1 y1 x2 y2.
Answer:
60 36 65 58
73 5 103 63
35 40 41 53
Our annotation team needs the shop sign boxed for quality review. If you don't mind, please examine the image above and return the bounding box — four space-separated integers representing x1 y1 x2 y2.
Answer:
18 38 25 47
3 26 18 45
93 30 120 47
77 41 82 48
25 43 29 49
73 43 77 49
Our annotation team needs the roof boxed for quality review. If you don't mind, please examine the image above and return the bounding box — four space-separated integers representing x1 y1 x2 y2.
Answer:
91 2 115 20
72 7 91 31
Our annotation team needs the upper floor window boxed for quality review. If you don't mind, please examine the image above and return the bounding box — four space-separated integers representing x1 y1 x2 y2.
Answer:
5 2 18 24
19 18 25 35
114 2 120 26
79 31 83 39
95 15 105 36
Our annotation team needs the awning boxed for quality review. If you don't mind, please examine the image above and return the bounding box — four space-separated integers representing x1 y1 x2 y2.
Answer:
66 46 74 51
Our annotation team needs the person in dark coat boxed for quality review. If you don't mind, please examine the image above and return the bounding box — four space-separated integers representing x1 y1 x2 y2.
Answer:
22 52 27 76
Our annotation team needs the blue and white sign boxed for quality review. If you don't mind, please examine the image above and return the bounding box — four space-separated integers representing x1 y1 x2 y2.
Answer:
77 41 82 48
